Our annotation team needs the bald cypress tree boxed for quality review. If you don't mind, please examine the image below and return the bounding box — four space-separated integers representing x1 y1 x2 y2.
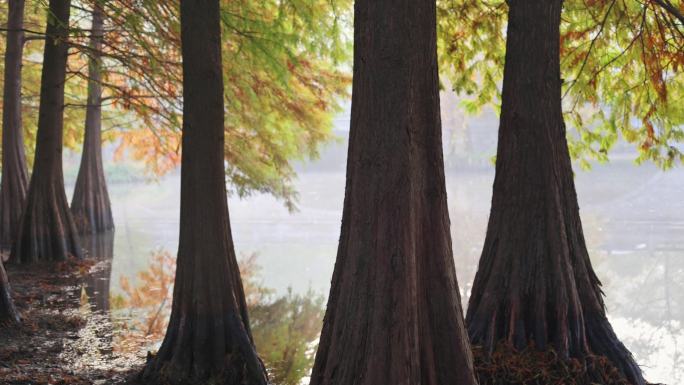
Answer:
0 0 29 252
309 1 477 384
465 1 645 384
11 0 82 263
140 0 268 383
71 1 114 235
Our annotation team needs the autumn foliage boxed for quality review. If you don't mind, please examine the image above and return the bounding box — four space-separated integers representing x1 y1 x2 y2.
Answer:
439 0 684 168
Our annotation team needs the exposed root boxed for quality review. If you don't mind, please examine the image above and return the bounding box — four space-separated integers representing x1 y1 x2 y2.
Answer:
473 343 646 385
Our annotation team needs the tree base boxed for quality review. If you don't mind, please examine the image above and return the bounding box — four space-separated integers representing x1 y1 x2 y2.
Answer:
473 343 642 385
71 176 114 235
0 179 27 253
140 307 268 385
0 261 20 326
140 350 268 385
11 181 82 263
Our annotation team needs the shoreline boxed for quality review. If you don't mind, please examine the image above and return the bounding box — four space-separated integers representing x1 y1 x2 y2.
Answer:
0 260 143 385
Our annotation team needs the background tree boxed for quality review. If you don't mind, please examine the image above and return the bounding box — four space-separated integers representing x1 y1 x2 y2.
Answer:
11 0 82 263
438 0 683 168
71 0 114 234
309 1 476 384
464 0 645 384
2 0 352 211
141 0 268 382
0 0 29 252
0 0 89 167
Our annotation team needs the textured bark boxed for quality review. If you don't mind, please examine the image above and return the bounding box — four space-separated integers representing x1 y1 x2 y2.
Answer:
82 231 113 312
141 0 268 383
465 1 645 384
71 2 114 235
0 260 20 325
0 0 30 253
11 0 82 263
309 1 476 385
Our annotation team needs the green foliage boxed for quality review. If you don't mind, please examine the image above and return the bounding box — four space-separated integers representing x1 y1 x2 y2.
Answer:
438 0 684 168
2 0 352 205
103 0 352 209
242 256 324 385
250 290 324 385
438 1 507 116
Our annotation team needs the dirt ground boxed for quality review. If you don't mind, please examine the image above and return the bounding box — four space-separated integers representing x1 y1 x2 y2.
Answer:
0 260 144 385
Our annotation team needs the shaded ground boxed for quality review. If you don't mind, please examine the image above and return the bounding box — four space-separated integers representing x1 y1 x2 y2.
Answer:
0 255 673 385
0 260 144 385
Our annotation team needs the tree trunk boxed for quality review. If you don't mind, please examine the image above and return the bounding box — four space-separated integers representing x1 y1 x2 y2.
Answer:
0 0 29 253
0 260 20 325
71 1 114 235
309 1 476 385
141 0 268 383
11 0 83 263
465 1 645 384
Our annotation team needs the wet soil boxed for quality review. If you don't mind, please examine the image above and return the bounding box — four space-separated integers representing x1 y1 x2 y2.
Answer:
0 260 144 385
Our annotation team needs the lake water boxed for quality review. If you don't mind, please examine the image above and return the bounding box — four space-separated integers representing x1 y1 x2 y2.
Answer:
66 107 684 384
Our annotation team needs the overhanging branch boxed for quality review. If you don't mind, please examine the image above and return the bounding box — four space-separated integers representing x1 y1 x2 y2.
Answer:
652 0 684 26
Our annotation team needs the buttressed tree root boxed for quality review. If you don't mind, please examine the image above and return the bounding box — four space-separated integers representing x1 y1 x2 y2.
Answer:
473 343 643 385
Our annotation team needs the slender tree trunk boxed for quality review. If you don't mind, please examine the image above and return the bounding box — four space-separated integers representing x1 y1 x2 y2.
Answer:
71 1 114 235
0 0 29 253
141 0 268 383
309 1 476 384
11 0 83 263
465 1 645 384
0 260 20 325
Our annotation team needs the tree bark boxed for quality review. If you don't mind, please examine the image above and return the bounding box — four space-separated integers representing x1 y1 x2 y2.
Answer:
11 0 83 263
0 260 20 325
465 1 645 384
309 1 476 385
141 0 268 383
0 0 30 253
71 1 114 235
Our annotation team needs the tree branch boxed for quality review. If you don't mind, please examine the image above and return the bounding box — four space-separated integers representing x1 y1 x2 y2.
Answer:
652 0 684 26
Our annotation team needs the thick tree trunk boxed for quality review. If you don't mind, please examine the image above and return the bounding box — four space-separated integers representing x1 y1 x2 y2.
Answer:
71 2 114 235
0 260 20 325
465 1 645 384
309 1 476 385
141 0 268 383
82 231 113 312
0 0 30 253
11 0 83 263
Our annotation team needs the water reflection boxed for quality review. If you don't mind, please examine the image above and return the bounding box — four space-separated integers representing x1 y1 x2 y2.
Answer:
81 231 114 313
112 248 174 353
64 231 116 373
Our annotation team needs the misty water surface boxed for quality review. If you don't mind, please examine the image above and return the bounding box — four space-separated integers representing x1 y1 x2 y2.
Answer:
67 105 684 384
